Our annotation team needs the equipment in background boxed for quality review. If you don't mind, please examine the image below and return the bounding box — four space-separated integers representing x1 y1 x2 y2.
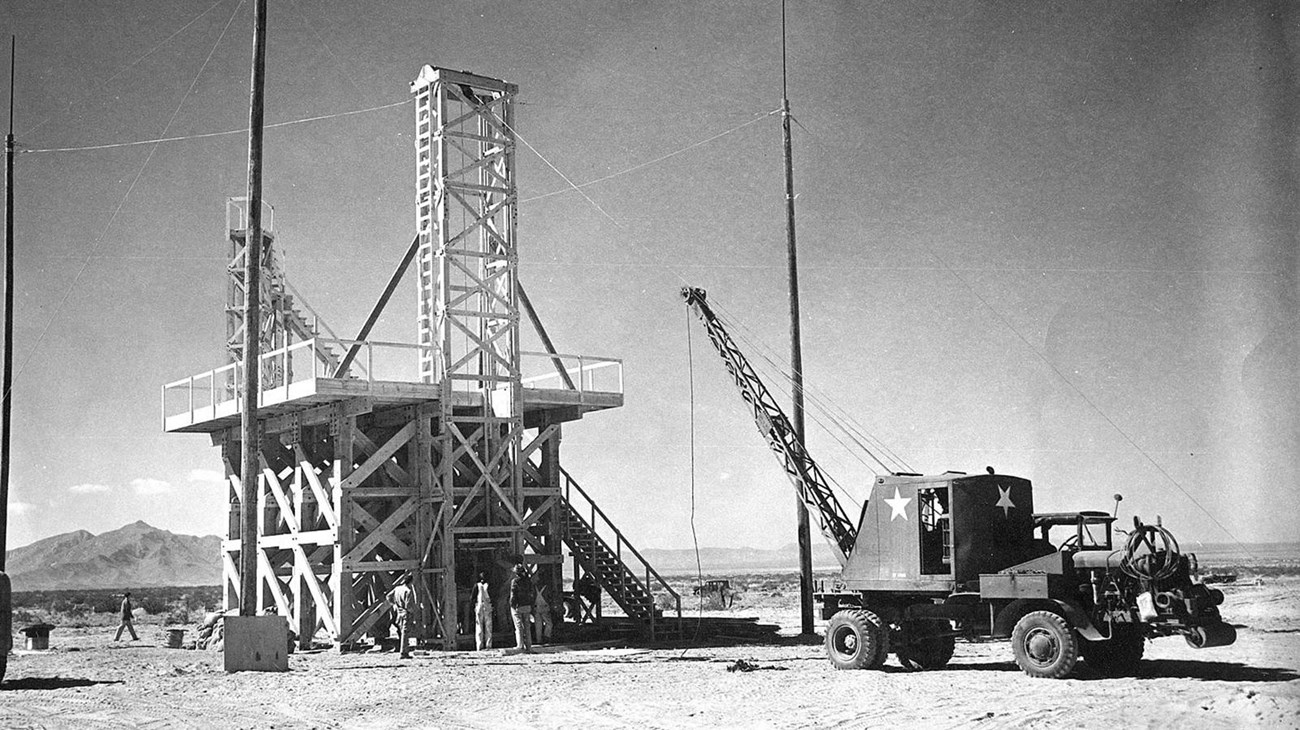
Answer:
693 579 737 609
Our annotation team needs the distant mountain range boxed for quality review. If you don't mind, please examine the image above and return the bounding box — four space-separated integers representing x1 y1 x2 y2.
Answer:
3 521 221 591
640 542 841 574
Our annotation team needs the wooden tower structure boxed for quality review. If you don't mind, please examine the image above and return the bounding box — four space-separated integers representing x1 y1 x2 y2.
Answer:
163 66 679 650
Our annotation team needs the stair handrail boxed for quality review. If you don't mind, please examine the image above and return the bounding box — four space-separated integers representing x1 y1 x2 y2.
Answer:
283 280 364 377
561 468 681 623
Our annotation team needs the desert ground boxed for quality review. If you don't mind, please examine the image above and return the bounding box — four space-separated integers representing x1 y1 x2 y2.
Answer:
2 575 1298 730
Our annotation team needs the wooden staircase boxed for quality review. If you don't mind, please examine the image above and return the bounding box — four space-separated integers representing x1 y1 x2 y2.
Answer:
560 470 681 639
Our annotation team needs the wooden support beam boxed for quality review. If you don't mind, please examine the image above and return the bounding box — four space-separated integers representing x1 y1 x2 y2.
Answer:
343 497 418 563
335 421 415 491
517 283 575 390
297 445 337 529
331 413 355 649
343 559 424 572
334 233 421 378
292 542 338 637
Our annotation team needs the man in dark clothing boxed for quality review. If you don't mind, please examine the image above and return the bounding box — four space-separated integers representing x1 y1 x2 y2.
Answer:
115 591 139 641
509 560 534 653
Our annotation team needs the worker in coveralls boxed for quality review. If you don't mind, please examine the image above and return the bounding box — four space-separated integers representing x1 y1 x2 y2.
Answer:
114 591 139 641
474 571 493 650
509 559 534 653
388 572 416 659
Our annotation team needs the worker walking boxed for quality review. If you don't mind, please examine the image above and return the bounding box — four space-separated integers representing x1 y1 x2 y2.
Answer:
474 571 493 650
388 572 416 659
509 559 534 653
114 591 139 641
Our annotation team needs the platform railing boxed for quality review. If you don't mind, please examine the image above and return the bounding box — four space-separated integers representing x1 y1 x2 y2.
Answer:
520 351 623 394
161 338 432 430
163 340 623 430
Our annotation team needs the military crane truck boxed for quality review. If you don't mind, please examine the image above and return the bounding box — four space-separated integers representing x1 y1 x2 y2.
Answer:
683 287 1236 678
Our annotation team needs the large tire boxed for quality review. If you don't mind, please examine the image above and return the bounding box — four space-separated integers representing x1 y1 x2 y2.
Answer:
1081 625 1145 676
825 608 889 670
896 623 956 671
1011 610 1079 679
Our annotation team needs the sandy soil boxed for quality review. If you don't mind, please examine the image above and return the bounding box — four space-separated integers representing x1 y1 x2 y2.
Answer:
2 579 1298 729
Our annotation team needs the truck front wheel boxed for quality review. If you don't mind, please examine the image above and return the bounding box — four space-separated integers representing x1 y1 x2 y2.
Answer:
1011 610 1079 679
825 608 888 670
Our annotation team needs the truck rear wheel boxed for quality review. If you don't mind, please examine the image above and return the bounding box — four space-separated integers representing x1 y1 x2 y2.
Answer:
1011 610 1079 679
825 608 888 670
1081 625 1144 676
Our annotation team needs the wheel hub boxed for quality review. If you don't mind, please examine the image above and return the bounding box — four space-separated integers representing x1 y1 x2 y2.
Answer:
1026 628 1058 663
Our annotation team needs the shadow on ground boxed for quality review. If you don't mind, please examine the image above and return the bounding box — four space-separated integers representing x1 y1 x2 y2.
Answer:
949 660 1299 682
2 676 125 691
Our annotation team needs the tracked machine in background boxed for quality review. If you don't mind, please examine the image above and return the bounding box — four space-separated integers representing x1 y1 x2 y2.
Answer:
683 286 1236 678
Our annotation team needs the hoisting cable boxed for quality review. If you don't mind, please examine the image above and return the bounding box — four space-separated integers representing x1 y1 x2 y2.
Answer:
684 301 705 648
708 299 909 477
708 296 907 471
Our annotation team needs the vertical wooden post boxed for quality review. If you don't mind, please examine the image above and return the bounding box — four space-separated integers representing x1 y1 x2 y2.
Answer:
331 414 354 650
412 404 434 641
291 442 314 649
239 0 268 617
780 0 815 636
540 425 563 616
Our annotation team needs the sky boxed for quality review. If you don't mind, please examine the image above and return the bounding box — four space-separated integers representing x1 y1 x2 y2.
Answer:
0 1 1296 557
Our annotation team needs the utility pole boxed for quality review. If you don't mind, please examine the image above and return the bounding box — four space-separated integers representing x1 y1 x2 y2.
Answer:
780 0 815 635
239 0 268 617
2 37 16 573
1 35 17 683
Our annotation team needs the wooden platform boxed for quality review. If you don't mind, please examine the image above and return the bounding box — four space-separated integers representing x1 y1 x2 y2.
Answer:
162 375 622 434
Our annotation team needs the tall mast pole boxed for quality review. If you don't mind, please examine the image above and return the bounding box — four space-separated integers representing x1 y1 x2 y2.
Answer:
1 37 16 571
239 0 268 617
781 0 814 635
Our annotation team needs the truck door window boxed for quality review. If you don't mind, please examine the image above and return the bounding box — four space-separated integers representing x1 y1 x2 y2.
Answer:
918 487 951 575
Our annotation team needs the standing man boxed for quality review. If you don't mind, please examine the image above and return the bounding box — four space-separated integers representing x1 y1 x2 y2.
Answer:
387 572 416 659
474 571 492 650
508 558 534 653
114 591 139 641
533 587 553 645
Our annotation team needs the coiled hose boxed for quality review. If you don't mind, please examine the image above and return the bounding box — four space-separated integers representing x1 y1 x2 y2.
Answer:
1120 520 1182 583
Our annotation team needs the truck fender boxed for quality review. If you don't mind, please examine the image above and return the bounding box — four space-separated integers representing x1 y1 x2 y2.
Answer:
1052 598 1103 641
992 598 1102 641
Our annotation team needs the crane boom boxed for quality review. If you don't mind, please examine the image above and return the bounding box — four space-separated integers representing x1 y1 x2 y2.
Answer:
683 287 856 564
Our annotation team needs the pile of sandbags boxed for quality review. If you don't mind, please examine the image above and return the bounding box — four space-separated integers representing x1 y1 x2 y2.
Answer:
196 612 224 651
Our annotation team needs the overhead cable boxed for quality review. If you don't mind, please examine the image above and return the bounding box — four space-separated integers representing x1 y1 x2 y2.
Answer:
20 99 410 154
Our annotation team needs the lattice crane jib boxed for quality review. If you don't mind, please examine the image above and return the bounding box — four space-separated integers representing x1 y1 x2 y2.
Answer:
682 287 855 564
412 66 526 645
